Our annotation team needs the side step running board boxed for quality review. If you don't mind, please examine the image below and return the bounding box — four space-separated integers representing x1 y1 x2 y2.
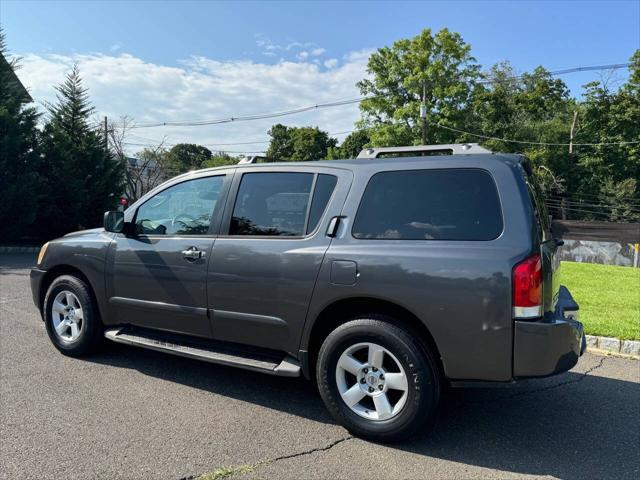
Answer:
104 327 301 377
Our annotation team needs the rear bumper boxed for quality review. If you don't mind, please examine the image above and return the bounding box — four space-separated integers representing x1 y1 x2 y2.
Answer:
513 286 585 378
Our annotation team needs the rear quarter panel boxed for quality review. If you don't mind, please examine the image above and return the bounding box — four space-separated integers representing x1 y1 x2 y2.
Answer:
303 155 534 381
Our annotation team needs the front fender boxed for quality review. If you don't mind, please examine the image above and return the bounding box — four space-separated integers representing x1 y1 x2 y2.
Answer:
35 229 114 322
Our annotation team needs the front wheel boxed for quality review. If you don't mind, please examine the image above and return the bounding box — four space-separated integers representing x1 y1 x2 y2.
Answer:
43 275 103 356
316 317 441 442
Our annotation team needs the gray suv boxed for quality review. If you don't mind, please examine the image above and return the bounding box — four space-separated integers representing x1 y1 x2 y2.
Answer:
30 145 586 441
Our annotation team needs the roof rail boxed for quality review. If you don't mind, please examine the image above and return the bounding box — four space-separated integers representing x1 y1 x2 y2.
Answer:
356 143 491 159
237 155 273 164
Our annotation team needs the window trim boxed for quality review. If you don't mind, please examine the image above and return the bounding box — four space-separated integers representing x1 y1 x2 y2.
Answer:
130 173 230 238
305 174 339 236
350 167 505 242
224 171 337 240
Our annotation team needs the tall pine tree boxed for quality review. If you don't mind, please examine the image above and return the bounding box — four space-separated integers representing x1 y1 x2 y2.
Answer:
36 65 123 238
0 29 41 242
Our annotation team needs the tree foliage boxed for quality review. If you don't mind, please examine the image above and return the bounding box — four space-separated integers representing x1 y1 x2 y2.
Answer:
357 28 480 146
166 143 213 173
266 124 337 161
203 151 239 168
0 28 41 242
356 27 640 221
327 129 371 159
35 65 123 238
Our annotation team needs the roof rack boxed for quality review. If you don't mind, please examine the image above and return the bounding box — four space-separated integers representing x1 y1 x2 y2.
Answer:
237 155 275 164
356 143 491 159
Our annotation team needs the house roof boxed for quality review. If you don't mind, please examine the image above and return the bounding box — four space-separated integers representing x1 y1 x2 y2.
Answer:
0 53 32 103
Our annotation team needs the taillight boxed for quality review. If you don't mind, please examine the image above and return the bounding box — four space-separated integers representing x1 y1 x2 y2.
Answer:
512 254 542 319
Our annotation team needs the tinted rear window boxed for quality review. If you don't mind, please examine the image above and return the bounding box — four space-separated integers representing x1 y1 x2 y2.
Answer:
306 174 338 234
352 169 503 241
230 172 313 236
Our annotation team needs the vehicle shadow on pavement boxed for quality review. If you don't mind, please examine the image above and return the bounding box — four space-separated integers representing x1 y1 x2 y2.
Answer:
406 366 640 480
86 342 336 423
85 343 639 480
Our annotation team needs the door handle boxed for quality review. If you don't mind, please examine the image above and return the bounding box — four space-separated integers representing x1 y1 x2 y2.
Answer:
182 247 205 260
326 216 344 238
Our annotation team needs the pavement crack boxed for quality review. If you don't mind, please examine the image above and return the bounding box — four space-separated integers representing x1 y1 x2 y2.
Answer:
266 435 353 464
184 435 353 480
486 356 607 403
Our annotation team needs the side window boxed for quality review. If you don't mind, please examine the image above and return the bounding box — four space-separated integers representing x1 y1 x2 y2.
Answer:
307 174 338 234
230 172 314 236
135 175 225 235
525 178 551 242
352 169 503 241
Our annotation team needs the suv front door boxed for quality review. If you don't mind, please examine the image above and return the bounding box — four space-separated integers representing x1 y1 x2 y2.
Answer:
107 172 232 338
208 166 352 353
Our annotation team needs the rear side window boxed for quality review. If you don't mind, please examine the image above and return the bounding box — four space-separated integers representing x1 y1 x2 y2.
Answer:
230 172 314 236
524 175 551 242
352 169 503 241
307 174 338 234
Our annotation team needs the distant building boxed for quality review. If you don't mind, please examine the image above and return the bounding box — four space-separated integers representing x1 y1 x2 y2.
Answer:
124 156 167 200
0 52 32 103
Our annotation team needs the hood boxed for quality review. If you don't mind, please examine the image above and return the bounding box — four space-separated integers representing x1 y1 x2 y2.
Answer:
62 227 108 239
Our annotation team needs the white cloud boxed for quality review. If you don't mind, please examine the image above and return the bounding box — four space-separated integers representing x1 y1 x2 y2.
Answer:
110 44 122 52
324 58 339 69
18 50 373 154
255 34 326 61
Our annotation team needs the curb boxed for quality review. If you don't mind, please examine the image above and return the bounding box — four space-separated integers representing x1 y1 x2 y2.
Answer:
0 246 41 254
586 335 640 358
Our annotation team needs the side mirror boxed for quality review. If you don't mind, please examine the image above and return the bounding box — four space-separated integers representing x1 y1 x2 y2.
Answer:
104 211 124 233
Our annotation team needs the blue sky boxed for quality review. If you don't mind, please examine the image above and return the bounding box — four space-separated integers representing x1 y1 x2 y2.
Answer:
2 0 639 152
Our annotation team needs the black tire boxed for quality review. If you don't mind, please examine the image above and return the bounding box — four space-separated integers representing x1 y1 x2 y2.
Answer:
316 316 441 442
43 275 103 356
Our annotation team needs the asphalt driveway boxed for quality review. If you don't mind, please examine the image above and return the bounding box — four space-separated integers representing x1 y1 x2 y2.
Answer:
1 254 638 479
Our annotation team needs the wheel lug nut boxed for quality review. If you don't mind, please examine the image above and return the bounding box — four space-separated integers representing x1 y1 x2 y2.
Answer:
360 378 366 384
363 368 368 374
379 385 384 390
372 367 377 372
379 374 384 380
368 387 374 393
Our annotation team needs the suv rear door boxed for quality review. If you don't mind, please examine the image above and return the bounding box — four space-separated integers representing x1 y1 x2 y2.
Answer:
207 166 352 353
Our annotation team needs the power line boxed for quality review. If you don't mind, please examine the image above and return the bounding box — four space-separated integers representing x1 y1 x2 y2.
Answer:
125 130 355 148
477 63 631 84
131 98 364 129
545 201 640 214
546 204 638 219
549 191 640 203
127 62 631 130
547 195 640 208
122 142 266 154
546 200 640 213
435 123 640 146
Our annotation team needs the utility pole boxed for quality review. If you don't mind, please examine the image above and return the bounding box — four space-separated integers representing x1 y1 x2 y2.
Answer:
569 110 578 154
420 82 427 145
561 110 578 220
104 116 108 152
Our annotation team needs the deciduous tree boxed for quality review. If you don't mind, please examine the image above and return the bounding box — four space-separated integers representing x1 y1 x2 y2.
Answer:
357 28 480 146
266 124 337 161
166 143 213 173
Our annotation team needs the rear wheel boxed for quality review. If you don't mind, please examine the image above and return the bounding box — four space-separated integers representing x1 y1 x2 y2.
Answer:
43 275 102 356
316 316 441 442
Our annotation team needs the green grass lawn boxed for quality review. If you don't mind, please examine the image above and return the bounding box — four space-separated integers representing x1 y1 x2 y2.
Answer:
561 261 640 340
